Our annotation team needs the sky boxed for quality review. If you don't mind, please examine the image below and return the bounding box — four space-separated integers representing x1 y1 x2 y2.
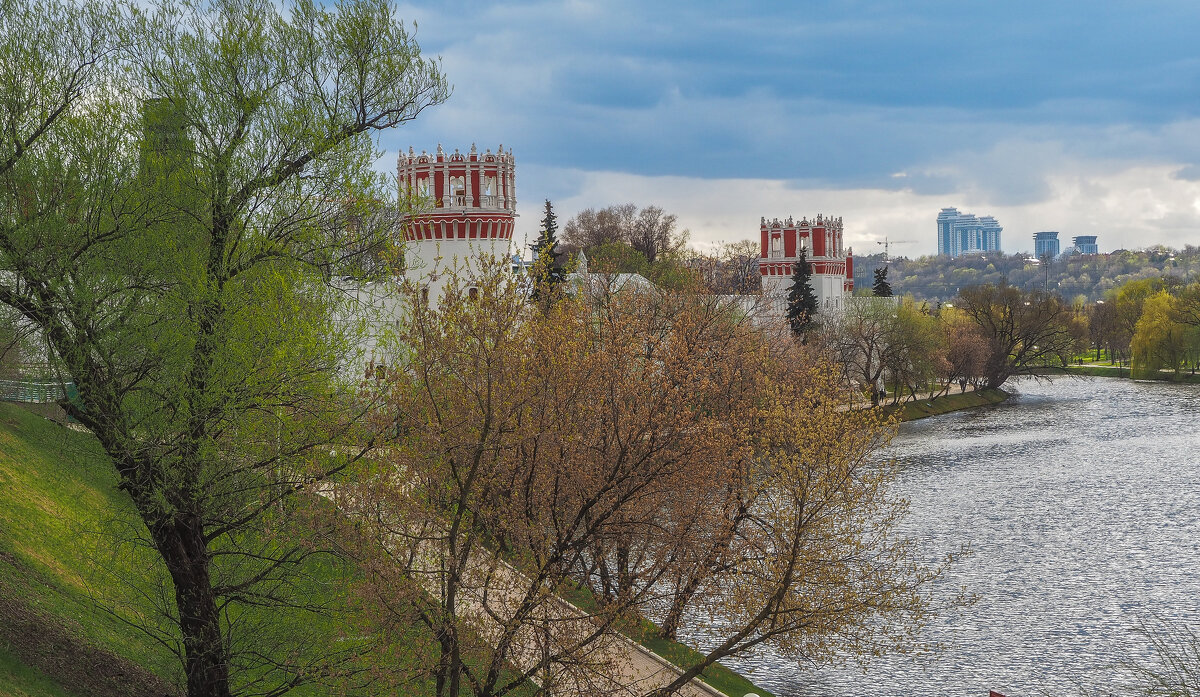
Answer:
379 0 1200 257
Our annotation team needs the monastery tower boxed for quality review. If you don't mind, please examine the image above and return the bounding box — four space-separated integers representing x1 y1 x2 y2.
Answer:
758 214 854 313
398 144 517 301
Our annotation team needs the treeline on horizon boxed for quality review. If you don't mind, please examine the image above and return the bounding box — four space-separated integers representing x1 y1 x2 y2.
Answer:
543 203 1200 305
862 245 1200 303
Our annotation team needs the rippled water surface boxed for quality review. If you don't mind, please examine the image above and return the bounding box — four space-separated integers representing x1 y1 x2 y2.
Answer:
712 377 1200 697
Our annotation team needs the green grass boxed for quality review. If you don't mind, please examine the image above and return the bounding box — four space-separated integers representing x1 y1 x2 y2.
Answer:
635 625 776 697
0 402 457 697
0 402 181 689
881 388 1011 422
553 581 777 697
1060 364 1200 383
0 400 775 697
0 645 75 697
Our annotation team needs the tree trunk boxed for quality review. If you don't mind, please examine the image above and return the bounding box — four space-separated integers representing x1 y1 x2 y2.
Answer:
151 515 231 697
660 573 703 641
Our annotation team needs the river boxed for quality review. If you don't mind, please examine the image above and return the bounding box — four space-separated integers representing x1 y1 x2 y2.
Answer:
714 377 1200 697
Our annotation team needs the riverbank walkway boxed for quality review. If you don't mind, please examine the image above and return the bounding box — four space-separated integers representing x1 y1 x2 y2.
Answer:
324 483 736 697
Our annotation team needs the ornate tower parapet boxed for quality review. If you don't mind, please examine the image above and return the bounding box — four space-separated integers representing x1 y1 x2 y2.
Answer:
758 214 853 314
397 144 518 302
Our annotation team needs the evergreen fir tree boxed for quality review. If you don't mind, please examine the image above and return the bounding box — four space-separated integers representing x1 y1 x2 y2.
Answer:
872 265 893 297
787 248 819 337
530 199 566 302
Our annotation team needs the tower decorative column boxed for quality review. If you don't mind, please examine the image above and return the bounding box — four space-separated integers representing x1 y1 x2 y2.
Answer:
398 145 517 303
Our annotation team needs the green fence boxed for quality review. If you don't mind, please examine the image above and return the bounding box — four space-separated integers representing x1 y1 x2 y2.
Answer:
0 379 73 404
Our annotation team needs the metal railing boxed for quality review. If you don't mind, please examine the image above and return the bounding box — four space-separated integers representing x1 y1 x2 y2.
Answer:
0 379 71 403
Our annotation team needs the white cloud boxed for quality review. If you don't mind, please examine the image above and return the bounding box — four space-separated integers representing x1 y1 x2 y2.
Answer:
514 160 1200 258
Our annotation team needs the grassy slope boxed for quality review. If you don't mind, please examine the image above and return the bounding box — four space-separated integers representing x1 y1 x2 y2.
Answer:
0 385 1024 697
0 402 181 697
0 403 441 697
0 402 751 697
555 581 777 697
0 646 75 697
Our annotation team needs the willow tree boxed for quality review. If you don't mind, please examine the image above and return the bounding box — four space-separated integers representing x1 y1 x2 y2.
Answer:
1131 291 1192 379
0 1 448 695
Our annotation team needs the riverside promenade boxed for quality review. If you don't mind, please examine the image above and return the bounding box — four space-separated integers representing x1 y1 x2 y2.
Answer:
325 483 742 697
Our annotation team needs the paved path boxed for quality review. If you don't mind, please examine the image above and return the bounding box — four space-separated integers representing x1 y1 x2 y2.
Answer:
326 485 736 697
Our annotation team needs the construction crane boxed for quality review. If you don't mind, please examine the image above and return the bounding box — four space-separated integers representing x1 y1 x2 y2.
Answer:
876 237 915 262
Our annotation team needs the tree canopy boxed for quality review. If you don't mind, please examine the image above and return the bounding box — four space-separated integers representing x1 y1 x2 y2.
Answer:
0 1 448 695
956 284 1086 389
345 263 950 697
852 246 1200 303
561 203 688 264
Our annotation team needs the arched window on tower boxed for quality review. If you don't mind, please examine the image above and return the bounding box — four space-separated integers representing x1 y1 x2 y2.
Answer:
482 176 497 208
450 176 466 206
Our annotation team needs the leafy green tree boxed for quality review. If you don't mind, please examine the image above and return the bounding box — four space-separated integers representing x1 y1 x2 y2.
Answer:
872 265 893 297
0 2 448 696
648 253 702 292
529 199 566 303
587 240 650 275
1171 281 1200 329
885 301 946 402
1131 291 1193 379
1110 278 1170 365
787 248 819 337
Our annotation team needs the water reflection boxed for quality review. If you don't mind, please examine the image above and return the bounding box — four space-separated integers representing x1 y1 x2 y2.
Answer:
698 377 1200 697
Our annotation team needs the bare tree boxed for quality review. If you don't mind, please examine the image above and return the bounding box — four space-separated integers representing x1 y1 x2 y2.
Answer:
349 261 953 697
562 203 635 253
957 284 1087 389
562 203 688 264
684 240 760 295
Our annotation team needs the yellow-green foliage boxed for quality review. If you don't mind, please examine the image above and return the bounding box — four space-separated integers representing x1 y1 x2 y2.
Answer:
1131 292 1194 379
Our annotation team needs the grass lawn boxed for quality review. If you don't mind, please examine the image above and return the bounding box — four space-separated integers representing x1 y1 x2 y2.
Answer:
0 398 781 697
553 581 778 697
1050 364 1200 383
0 402 462 697
0 401 181 696
0 645 76 697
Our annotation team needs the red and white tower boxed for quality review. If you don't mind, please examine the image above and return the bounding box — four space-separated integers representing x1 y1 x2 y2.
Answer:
758 214 854 313
398 144 517 301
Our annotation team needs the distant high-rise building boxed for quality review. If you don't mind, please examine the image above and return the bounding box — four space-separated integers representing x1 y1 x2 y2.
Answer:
937 207 1003 256
1072 235 1099 255
1034 231 1060 259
